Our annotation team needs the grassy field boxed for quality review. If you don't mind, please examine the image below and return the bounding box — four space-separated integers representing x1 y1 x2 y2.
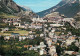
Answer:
0 32 11 36
9 30 29 35
0 23 8 28
0 23 7 25
55 32 61 36
0 30 29 35
0 12 19 18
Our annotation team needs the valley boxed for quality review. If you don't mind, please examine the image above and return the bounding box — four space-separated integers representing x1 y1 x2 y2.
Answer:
0 0 80 56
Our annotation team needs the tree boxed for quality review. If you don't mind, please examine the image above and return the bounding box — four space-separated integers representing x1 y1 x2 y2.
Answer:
67 42 79 52
22 50 40 56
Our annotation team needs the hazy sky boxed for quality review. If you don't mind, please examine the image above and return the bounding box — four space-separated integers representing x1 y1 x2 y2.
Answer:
14 0 61 12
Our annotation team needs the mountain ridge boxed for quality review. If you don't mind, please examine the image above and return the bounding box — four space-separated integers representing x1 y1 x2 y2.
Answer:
0 0 37 23
37 0 80 18
0 0 23 14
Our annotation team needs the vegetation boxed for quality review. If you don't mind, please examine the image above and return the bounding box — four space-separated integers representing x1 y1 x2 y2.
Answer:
0 23 9 28
5 30 29 35
67 42 79 52
64 22 80 36
0 12 19 18
56 40 63 56
0 36 44 56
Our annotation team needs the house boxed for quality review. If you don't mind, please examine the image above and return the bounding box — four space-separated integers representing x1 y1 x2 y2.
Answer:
29 35 34 39
32 17 44 22
29 46 38 51
77 55 80 56
29 23 42 29
63 18 74 22
2 18 8 23
13 22 21 27
64 51 74 55
54 53 58 56
49 32 54 38
47 39 52 47
66 38 75 46
49 46 56 56
40 34 44 37
29 31 33 34
40 49 46 55
19 25 26 28
19 36 27 41
51 29 55 33
52 38 57 43
4 36 10 40
50 24 63 27
38 42 46 48
1 28 9 32
65 36 76 45
24 45 33 49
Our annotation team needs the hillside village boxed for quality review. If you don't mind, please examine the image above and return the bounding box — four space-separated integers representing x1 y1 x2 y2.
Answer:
0 11 80 56
0 0 80 56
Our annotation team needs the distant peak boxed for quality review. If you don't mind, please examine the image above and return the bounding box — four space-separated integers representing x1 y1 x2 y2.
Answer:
62 0 80 3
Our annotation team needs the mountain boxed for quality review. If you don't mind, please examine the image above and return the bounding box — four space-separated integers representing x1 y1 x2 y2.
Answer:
37 0 80 17
20 6 31 11
0 0 24 14
0 0 37 23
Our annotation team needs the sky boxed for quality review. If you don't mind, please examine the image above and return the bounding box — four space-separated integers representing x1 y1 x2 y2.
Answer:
14 0 61 12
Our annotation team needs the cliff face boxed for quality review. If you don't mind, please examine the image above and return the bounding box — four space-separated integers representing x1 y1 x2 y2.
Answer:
0 0 23 14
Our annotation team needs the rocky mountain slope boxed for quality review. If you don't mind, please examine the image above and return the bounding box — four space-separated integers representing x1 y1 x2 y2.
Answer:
0 0 23 14
0 0 37 23
37 0 80 18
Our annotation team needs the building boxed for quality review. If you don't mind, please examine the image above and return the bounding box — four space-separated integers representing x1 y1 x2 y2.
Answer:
63 18 74 22
19 36 27 41
50 24 63 27
40 49 46 55
13 22 21 27
38 42 46 48
64 51 74 55
1 28 9 32
4 36 10 40
49 46 57 56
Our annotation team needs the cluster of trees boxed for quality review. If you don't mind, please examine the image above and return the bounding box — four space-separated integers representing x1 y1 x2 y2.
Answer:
20 37 45 45
35 29 43 34
0 36 44 56
55 40 79 56
67 42 79 52
65 22 80 36
0 47 40 56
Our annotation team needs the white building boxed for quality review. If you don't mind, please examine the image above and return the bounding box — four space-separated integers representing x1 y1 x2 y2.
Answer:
19 36 27 41
4 36 10 40
50 24 63 27
13 22 21 27
38 42 46 48
2 28 9 32
40 49 45 55
49 46 56 56
66 39 75 46
32 17 44 22
40 49 46 55
40 34 44 37
47 39 52 47
63 18 74 22
49 32 54 38
64 51 74 55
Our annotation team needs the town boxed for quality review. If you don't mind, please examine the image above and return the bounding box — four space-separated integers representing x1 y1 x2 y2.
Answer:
0 11 80 56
